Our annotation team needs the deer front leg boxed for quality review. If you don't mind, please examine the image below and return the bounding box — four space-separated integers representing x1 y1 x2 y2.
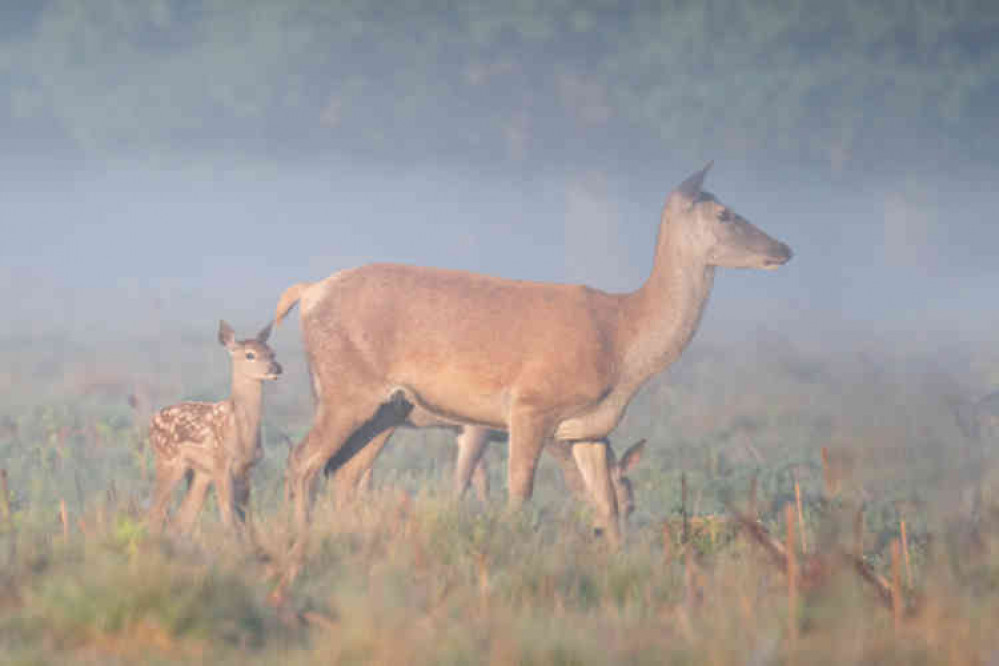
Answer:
506 408 550 509
173 471 212 534
571 440 621 547
280 405 381 592
544 439 589 499
214 463 243 536
454 426 490 501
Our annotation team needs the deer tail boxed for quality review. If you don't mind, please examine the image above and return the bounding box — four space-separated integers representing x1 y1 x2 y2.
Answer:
275 282 312 327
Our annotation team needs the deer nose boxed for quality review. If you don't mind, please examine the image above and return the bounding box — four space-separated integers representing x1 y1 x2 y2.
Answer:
272 362 283 376
776 242 793 262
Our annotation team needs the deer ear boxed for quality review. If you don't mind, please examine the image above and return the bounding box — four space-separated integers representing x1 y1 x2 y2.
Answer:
256 321 273 343
619 439 646 474
218 320 236 349
676 161 712 203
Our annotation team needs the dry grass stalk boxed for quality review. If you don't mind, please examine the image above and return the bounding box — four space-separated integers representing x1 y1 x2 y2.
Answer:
785 504 798 646
853 506 864 557
683 542 699 608
727 503 789 573
662 521 672 561
794 478 808 554
900 519 912 588
725 500 898 612
395 490 412 537
681 472 689 545
476 551 490 616
59 499 69 540
890 538 902 630
0 469 10 525
840 551 894 611
301 610 337 631
820 445 834 497
749 472 758 518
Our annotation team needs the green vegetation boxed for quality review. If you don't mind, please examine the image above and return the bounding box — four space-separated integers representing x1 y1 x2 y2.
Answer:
2 1 996 169
0 328 997 663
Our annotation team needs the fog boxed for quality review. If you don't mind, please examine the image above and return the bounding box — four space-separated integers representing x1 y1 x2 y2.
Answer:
4 160 997 347
1 1 997 369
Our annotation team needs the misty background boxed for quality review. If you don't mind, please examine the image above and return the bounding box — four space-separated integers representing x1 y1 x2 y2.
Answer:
1 1 998 510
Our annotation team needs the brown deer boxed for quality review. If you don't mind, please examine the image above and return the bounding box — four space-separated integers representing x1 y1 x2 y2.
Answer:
147 320 281 536
332 425 647 519
273 162 791 584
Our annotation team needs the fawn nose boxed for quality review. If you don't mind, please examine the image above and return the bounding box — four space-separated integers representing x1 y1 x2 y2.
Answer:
271 362 283 376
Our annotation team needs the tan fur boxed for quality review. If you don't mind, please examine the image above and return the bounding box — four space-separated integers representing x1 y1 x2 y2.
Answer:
275 163 791 589
147 320 281 537
275 282 312 327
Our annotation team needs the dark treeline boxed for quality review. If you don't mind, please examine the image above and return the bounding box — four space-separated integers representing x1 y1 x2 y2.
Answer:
1 0 996 173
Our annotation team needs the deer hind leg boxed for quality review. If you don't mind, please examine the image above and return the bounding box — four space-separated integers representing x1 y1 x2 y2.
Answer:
276 399 400 600
288 396 405 540
506 407 550 509
147 460 188 534
330 427 396 510
173 471 212 534
214 465 235 529
454 426 490 501
571 440 621 547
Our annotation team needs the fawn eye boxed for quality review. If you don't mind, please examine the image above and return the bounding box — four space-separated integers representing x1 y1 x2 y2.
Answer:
245 351 256 360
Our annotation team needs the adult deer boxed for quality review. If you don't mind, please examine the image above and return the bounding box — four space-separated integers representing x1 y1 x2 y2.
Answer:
147 321 282 537
274 162 791 582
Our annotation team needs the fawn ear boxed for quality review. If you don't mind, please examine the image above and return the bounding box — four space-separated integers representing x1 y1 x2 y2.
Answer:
618 439 646 474
256 321 273 343
218 320 236 349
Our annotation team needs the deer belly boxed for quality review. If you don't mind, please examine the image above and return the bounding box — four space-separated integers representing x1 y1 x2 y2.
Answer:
389 383 507 430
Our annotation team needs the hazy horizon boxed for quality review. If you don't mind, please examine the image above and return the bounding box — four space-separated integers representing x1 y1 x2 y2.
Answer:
1 1 997 358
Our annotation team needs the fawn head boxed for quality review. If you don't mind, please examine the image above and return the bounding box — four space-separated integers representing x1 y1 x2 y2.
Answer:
218 320 283 381
612 439 647 519
667 162 792 270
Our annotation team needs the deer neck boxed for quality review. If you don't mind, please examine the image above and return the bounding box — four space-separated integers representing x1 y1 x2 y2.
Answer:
621 210 716 384
228 371 264 450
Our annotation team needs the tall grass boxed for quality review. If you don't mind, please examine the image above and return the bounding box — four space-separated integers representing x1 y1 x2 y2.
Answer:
0 329 997 663
1 481 997 665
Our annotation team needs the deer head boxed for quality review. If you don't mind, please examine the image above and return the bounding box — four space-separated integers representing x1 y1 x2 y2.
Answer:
666 162 792 270
218 320 282 381
611 439 646 519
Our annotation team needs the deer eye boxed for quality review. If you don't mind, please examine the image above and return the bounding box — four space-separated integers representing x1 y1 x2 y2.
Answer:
245 351 256 360
717 210 733 222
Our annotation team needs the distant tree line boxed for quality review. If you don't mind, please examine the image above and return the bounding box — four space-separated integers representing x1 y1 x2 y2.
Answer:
1 0 996 171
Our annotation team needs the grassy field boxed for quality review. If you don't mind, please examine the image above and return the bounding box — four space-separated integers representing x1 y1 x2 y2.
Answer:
1 325 997 664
